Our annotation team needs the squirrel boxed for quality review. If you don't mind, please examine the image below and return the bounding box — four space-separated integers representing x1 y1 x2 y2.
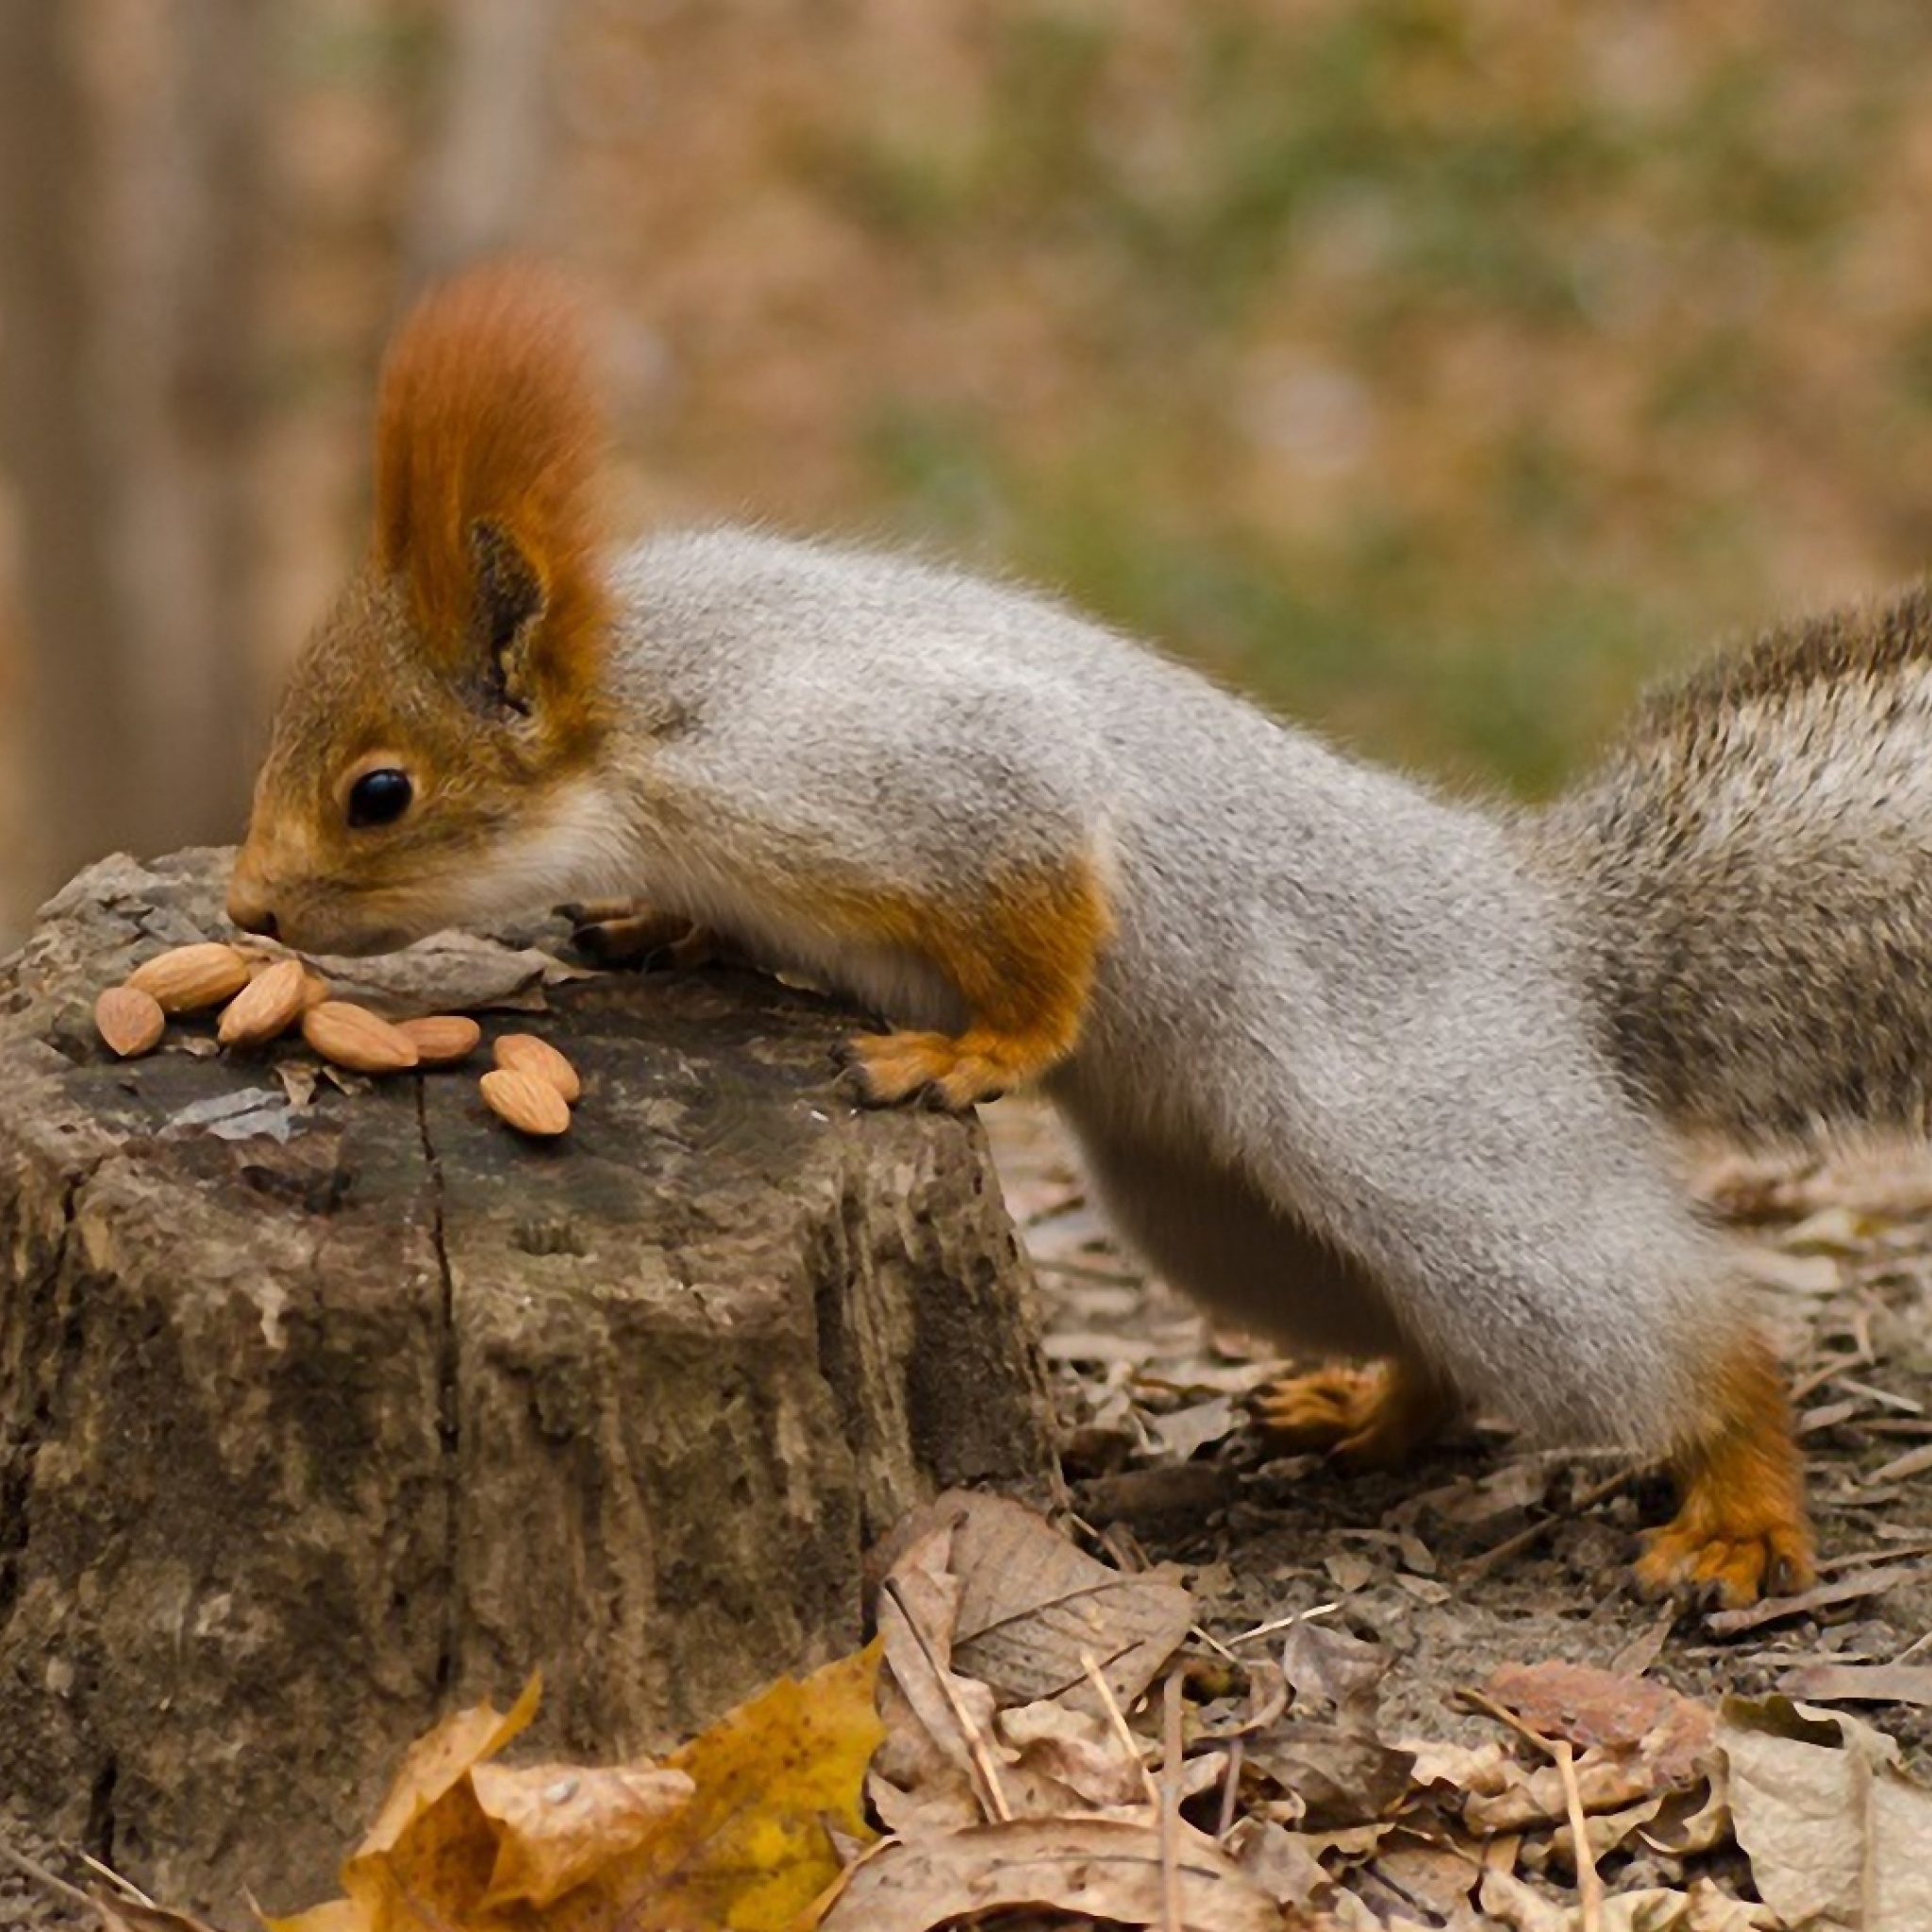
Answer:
231 262 1922 1608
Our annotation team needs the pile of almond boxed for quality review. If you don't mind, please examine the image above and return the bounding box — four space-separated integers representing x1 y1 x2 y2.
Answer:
94 941 581 1141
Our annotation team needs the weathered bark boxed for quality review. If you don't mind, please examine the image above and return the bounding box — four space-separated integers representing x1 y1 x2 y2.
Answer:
0 850 1057 1920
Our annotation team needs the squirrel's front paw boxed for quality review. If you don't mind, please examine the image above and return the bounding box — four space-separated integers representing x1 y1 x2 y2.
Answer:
833 1029 1008 1110
565 900 722 971
1252 1361 1453 1470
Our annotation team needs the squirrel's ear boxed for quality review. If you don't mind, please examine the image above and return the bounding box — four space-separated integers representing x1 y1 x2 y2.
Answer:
470 517 547 713
372 263 606 730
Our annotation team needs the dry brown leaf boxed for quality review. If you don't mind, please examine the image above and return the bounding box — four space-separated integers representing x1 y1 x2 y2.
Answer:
1703 1563 1915 1635
904 1491 1194 1714
1241 1723 1415 1829
1480 1867 1777 1930
313 932 589 1015
995 1699 1153 1812
1280 1620 1390 1733
1720 1693 1932 1931
1223 1817 1334 1910
872 1522 1004 1834
1776 1661 1932 1706
91 1897 226 1932
1366 1833 1483 1920
1485 1662 1715 1790
818 1816 1283 1932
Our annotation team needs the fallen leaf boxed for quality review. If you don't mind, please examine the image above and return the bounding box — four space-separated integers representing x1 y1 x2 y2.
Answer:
1720 1692 1932 1931
873 1524 1008 1833
1242 1724 1415 1829
906 1491 1194 1716
92 1898 227 1932
1280 1622 1390 1734
263 1679 541 1932
1704 1565 1913 1635
270 1651 881 1932
1480 1868 1777 1930
313 931 589 1015
818 1816 1283 1932
650 1642 884 1931
1224 1817 1333 1909
1776 1661 1932 1706
1150 1395 1239 1459
1485 1662 1714 1789
472 1763 694 1910
996 1699 1153 1811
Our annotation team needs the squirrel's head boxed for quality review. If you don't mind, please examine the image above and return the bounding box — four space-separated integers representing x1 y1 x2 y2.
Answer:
230 264 618 956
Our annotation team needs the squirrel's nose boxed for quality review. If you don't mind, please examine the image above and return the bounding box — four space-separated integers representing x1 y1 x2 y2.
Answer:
226 865 278 940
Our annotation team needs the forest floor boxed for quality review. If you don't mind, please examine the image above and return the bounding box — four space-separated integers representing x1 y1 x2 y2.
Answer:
8 1091 1932 1930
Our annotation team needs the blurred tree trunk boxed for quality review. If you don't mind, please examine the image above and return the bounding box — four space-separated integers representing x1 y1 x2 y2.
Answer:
0 0 274 912
406 0 562 283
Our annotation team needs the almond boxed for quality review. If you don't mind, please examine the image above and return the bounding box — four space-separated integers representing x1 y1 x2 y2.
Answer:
493 1032 581 1104
396 1015 482 1066
481 1067 571 1138
301 1001 421 1074
95 985 165 1058
126 941 254 1014
218 958 308 1048
301 971 333 1011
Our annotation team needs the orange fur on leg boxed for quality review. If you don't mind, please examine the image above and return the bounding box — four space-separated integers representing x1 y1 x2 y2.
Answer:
836 857 1112 1109
1254 1359 1457 1470
1635 1332 1813 1607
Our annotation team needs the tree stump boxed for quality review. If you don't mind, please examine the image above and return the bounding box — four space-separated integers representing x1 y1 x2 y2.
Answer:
0 851 1058 1918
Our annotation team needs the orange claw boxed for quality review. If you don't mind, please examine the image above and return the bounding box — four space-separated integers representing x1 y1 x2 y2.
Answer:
1253 1360 1456 1470
1635 1333 1814 1608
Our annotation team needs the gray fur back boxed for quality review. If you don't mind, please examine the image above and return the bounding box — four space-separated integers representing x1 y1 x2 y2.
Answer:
597 529 1732 1454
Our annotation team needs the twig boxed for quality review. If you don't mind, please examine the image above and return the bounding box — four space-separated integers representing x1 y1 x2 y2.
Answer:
1160 1668 1186 1932
0 1829 96 1919
1030 1256 1146 1287
1459 1463 1640 1583
1215 1735 1245 1842
1227 1600 1340 1647
1080 1650 1162 1812
1789 1349 1877 1404
1188 1621 1241 1664
77 1854 156 1907
1457 1687 1603 1932
881 1576 1012 1824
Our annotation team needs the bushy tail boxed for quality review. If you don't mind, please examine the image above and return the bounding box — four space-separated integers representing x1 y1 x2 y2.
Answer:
1522 582 1932 1143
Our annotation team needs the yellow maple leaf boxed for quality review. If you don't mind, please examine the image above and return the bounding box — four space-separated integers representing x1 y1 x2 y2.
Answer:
262 1675 541 1932
265 1648 883 1932
632 1641 884 1932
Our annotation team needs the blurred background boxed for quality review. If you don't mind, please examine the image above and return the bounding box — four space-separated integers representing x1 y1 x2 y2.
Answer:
4 0 1932 941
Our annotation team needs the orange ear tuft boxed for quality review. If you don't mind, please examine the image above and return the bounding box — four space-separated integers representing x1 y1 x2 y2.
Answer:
373 261 605 703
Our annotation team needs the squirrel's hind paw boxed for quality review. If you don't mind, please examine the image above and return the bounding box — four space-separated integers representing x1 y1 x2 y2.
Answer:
1633 1517 1813 1609
1253 1361 1454 1470
1637 1337 1815 1608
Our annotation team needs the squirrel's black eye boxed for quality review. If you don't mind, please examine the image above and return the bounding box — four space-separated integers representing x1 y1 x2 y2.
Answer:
346 768 413 828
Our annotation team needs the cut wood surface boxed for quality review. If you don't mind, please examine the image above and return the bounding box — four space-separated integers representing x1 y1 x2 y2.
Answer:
0 849 1056 1919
